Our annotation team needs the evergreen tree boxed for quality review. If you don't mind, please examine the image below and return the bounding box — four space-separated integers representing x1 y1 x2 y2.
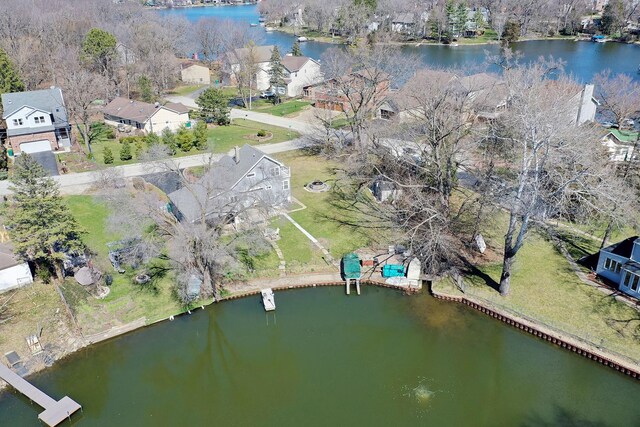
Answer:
195 88 230 125
445 0 457 37
161 128 177 154
103 146 114 164
119 141 132 161
146 132 161 146
602 0 625 36
291 41 303 56
268 46 286 104
0 144 8 171
176 125 194 152
135 141 145 158
474 9 485 30
456 2 468 36
193 121 209 151
502 21 521 44
0 47 25 94
82 28 117 76
4 154 84 280
138 75 154 103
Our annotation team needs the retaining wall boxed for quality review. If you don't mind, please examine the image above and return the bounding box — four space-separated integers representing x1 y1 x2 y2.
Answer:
431 289 640 381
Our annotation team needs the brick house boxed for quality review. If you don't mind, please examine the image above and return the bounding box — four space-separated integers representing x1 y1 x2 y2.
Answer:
1 87 72 155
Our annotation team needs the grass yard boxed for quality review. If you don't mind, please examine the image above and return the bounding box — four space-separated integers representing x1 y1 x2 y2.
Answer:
209 118 300 153
434 228 640 364
272 217 329 273
245 99 312 117
63 196 183 334
273 151 393 260
167 84 207 96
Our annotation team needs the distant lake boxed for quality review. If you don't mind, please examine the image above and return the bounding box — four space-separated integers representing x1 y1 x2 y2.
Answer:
158 4 640 82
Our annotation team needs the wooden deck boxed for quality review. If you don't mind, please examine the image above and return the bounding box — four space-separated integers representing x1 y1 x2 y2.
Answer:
0 362 81 426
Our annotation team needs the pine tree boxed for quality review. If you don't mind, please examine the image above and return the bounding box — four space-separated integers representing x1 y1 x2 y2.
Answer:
176 125 194 152
456 2 468 37
138 75 154 103
445 0 457 37
268 46 286 104
193 121 208 151
4 154 84 280
119 141 132 161
162 128 177 154
0 47 25 94
291 41 303 56
135 141 145 158
146 132 161 146
195 88 230 125
103 146 114 164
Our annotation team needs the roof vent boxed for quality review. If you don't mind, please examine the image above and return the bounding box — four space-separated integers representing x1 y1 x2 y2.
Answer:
50 85 55 90
154 102 160 108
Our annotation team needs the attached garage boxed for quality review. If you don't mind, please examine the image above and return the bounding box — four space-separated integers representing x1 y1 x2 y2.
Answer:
20 140 52 154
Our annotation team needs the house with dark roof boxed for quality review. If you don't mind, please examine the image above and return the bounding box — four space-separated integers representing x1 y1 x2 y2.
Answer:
1 87 72 156
103 97 191 134
596 236 640 299
167 144 291 224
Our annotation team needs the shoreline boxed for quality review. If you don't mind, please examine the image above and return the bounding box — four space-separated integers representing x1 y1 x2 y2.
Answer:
430 283 640 380
0 273 414 392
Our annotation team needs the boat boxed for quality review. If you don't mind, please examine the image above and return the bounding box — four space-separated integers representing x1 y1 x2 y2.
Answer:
250 23 258 27
261 288 275 312
592 35 606 43
265 26 274 32
297 36 308 42
450 42 459 47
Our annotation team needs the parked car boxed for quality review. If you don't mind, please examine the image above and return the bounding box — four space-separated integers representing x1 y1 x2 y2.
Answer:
260 90 275 98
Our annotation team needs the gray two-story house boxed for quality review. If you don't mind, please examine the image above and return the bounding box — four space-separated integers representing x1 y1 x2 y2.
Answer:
596 236 640 299
168 144 291 225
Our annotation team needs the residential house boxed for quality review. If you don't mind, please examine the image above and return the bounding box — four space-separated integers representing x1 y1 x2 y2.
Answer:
569 83 598 125
596 236 640 299
391 13 416 34
181 63 211 85
370 177 402 203
601 129 638 162
1 87 72 156
167 144 291 224
281 55 323 97
0 242 33 293
225 45 275 91
304 68 391 112
103 97 191 133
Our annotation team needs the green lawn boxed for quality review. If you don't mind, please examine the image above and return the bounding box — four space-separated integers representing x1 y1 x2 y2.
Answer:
168 84 206 96
209 118 300 153
271 217 328 273
273 151 391 260
434 228 640 364
63 196 184 332
244 99 311 117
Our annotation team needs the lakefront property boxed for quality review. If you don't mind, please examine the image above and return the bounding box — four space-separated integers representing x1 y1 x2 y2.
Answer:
1 1 640 426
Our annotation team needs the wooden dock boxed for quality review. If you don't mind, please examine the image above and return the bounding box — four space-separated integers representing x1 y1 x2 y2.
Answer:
0 362 81 426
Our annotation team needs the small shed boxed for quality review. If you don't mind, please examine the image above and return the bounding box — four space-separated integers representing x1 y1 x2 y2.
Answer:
342 253 361 280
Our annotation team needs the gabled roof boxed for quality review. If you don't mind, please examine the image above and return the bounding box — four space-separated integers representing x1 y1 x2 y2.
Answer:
606 129 639 144
282 56 316 73
227 45 274 65
103 97 190 123
182 63 209 71
393 13 415 24
1 87 67 124
0 242 24 270
602 236 639 258
168 144 284 223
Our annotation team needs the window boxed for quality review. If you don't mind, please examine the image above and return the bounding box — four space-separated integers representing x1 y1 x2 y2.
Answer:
12 118 23 126
631 275 640 292
34 116 45 124
624 272 632 286
271 167 280 176
604 258 611 270
283 180 290 191
604 258 621 273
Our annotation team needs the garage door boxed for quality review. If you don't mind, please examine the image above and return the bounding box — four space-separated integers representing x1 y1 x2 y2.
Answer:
20 140 51 154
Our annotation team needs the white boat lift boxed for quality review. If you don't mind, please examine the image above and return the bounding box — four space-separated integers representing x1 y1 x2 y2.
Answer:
261 288 276 311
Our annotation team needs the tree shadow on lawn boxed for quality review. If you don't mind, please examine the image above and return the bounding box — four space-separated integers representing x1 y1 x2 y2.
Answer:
462 262 501 293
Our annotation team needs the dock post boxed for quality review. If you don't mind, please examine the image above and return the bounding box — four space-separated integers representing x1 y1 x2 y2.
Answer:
356 279 361 295
346 279 350 295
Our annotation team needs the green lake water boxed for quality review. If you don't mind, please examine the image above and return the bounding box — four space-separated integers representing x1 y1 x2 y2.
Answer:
0 287 639 426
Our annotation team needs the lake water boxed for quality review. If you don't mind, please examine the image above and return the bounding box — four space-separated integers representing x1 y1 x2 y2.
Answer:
158 4 640 82
0 287 639 426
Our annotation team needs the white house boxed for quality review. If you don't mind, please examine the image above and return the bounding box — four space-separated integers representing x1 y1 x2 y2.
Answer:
282 55 323 97
226 45 275 91
0 243 33 293
103 97 191 133
181 63 211 85
601 129 638 162
596 236 640 300
1 87 72 155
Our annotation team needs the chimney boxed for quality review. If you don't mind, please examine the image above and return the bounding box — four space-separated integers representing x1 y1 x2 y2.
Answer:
234 146 240 164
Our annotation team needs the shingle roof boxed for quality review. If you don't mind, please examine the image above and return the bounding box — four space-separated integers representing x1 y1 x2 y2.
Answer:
282 56 312 73
0 243 23 271
168 144 282 223
602 236 639 258
227 45 274 65
1 87 68 125
103 97 189 123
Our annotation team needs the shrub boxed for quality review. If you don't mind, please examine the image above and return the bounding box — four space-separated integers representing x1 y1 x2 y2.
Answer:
120 141 133 161
135 141 145 159
103 147 114 164
257 129 267 137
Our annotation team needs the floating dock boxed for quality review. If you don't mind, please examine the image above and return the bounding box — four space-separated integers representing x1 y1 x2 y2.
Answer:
261 288 276 311
0 362 81 426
